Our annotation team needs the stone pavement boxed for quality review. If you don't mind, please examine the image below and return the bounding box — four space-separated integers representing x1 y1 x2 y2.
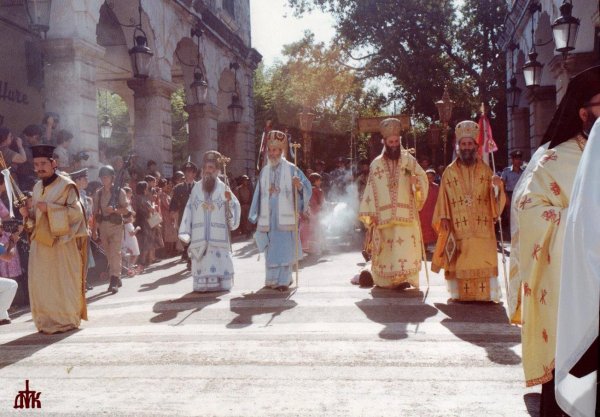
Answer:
0 239 539 416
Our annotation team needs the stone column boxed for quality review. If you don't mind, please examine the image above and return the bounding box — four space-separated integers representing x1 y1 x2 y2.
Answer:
526 86 556 152
229 122 254 177
127 78 176 177
549 52 599 103
185 103 220 168
510 107 530 158
43 38 104 177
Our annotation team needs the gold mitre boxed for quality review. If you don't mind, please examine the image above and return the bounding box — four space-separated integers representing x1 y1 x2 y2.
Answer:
379 118 403 138
266 130 287 150
455 120 479 142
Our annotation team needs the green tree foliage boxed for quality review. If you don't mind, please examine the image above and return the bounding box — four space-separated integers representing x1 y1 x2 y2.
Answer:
97 90 131 159
170 88 189 170
285 0 508 165
254 32 386 168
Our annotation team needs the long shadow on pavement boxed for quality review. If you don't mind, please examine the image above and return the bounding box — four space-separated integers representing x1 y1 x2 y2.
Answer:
226 288 298 329
233 242 259 259
150 291 227 324
0 329 80 370
356 287 438 340
138 268 189 293
434 301 522 365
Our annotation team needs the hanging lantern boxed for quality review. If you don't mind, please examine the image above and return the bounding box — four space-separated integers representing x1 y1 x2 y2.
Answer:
228 94 243 123
435 87 454 125
129 29 153 79
24 0 52 35
507 77 523 109
552 0 580 56
523 51 544 88
190 68 208 105
99 115 113 140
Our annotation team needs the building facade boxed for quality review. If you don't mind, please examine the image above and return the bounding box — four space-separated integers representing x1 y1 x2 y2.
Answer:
500 0 599 159
0 0 261 178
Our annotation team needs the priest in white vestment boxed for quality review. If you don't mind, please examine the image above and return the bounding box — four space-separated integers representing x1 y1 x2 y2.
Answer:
249 130 312 291
555 117 600 417
178 151 240 292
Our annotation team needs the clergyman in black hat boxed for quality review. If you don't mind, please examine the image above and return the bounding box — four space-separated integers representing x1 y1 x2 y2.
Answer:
509 65 600 417
18 144 88 334
169 157 198 268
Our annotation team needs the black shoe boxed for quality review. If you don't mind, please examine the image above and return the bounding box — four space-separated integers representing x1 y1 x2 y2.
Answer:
186 261 191 271
397 282 411 290
358 270 374 288
117 277 123 288
0 319 11 326
86 282 93 291
108 276 119 294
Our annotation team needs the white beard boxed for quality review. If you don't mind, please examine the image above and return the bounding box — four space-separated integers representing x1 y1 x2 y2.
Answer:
268 156 282 167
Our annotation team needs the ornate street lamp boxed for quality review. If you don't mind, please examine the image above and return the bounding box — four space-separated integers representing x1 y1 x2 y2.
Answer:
24 0 52 36
189 28 208 105
128 0 153 79
298 108 316 167
523 3 544 89
99 115 113 140
228 62 243 123
435 87 454 165
552 0 580 58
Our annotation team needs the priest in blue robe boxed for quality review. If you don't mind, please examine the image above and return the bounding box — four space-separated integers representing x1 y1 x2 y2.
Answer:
249 130 312 291
178 151 240 292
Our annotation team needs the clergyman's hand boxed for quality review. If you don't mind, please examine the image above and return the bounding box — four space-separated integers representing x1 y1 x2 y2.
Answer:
292 176 302 190
491 175 503 188
409 175 418 186
224 191 232 201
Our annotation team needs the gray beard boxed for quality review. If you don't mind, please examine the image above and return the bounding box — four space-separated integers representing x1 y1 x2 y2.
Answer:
459 149 477 166
268 157 282 167
202 175 216 194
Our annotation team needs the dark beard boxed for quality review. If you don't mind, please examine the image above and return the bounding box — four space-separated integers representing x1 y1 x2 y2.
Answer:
202 175 216 194
384 146 401 161
459 149 477 166
583 112 598 138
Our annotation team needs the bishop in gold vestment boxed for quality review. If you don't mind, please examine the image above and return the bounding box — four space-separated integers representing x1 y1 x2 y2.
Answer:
359 118 428 289
432 121 505 302
21 144 88 334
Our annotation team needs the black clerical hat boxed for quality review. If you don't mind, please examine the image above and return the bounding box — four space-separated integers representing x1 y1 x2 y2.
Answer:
543 66 600 148
30 144 56 159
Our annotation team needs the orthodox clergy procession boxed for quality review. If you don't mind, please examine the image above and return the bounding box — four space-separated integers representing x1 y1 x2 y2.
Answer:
178 151 240 292
432 120 506 302
4 0 600 415
358 118 428 289
249 130 312 291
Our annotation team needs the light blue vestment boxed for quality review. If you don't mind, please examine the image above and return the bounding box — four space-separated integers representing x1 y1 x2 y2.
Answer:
249 161 311 287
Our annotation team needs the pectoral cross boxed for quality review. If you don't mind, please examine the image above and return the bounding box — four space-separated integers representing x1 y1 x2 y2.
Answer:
464 195 473 207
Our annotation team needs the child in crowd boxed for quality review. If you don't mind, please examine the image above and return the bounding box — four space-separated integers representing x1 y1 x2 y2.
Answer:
122 212 141 273
300 173 325 256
